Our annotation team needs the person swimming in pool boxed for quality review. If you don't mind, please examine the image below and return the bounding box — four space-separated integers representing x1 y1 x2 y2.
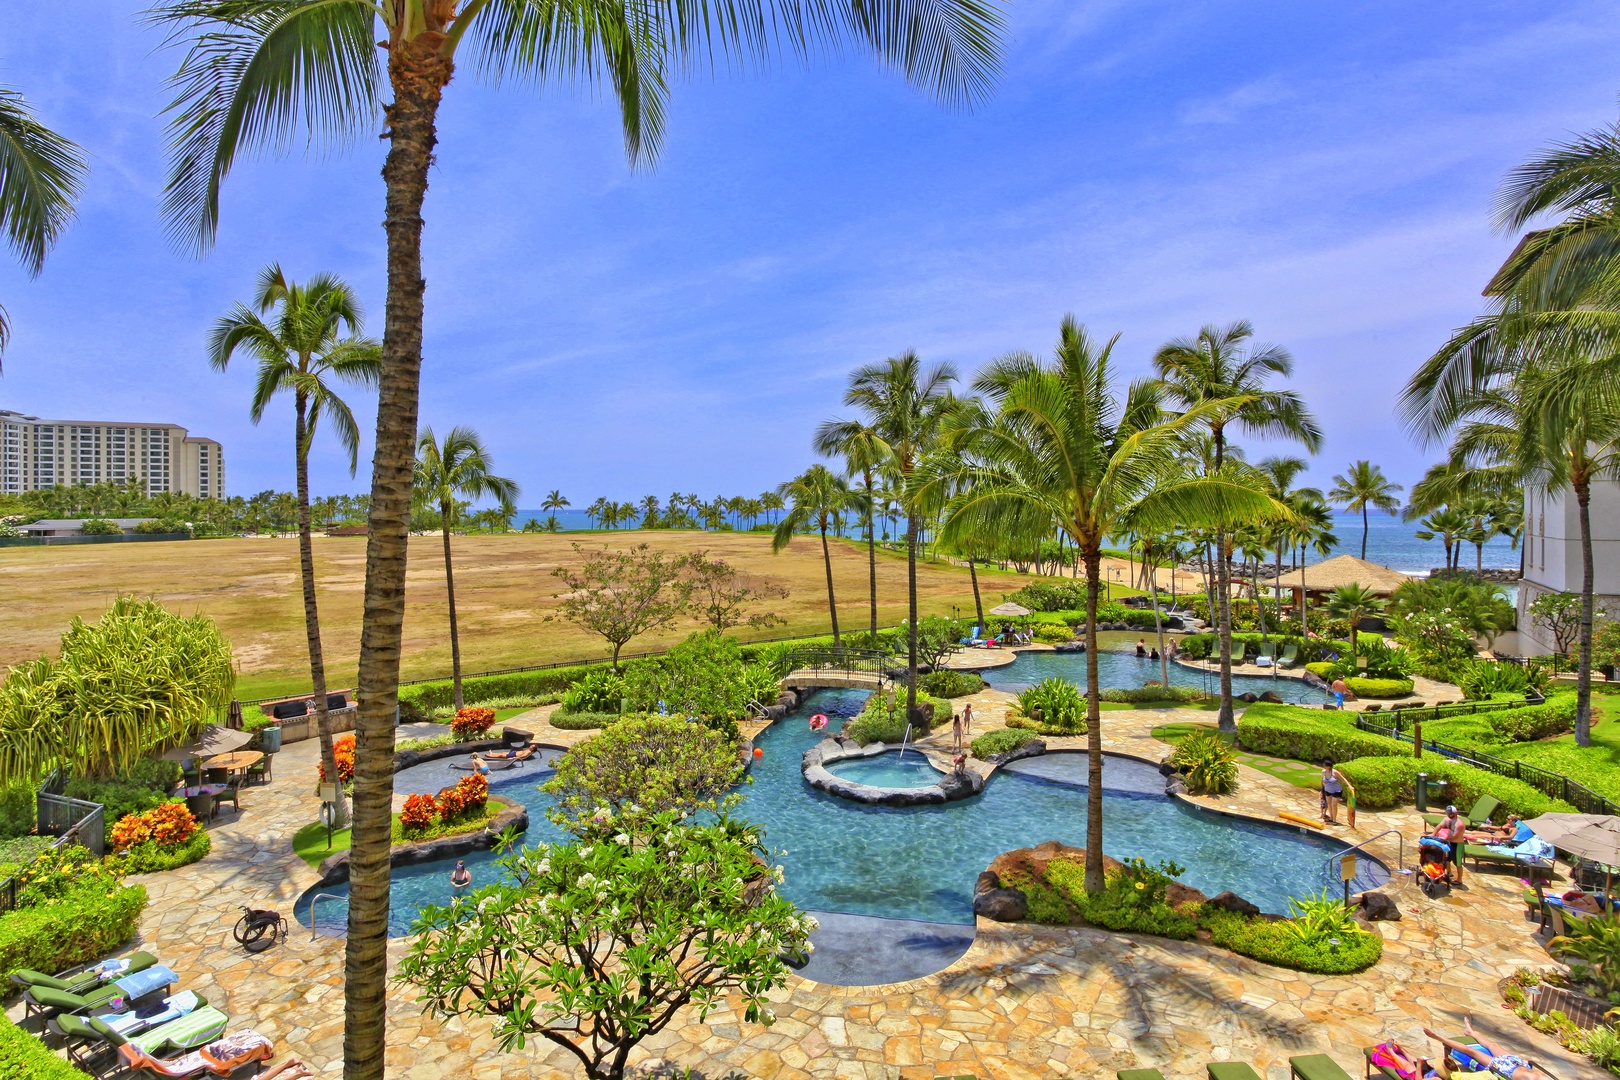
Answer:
450 861 471 889
1135 638 1147 657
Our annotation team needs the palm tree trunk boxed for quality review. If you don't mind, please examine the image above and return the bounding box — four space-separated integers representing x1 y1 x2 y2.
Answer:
1151 556 1169 688
969 557 985 630
865 475 878 640
1361 506 1370 559
820 519 841 646
906 510 919 716
346 47 449 1080
295 395 347 828
441 507 463 711
1082 543 1105 893
1216 533 1236 733
1577 477 1595 747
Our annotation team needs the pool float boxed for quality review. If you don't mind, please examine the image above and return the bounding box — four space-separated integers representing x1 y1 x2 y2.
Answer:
808 714 828 731
1278 811 1320 829
753 747 764 758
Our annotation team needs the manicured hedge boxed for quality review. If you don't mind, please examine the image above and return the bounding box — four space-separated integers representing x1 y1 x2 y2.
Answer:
548 711 614 731
400 663 610 711
1204 910 1382 974
1099 685 1214 704
0 1009 91 1080
0 881 147 980
1235 705 1409 764
1305 661 1336 679
970 728 1040 760
1336 756 1576 818
1492 740 1620 804
1345 677 1413 699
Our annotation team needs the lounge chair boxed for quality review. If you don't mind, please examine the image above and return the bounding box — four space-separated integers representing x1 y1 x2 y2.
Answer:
51 995 219 1072
116 1029 275 1080
1462 840 1553 878
1422 794 1500 829
10 951 160 996
1233 641 1252 665
1278 643 1300 669
958 626 981 646
1289 1055 1354 1080
1118 1071 1165 1080
1208 1065 1264 1080
23 964 178 1022
1254 647 1275 667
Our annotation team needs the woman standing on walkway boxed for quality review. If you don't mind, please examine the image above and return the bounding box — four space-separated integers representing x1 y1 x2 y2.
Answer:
1320 758 1354 825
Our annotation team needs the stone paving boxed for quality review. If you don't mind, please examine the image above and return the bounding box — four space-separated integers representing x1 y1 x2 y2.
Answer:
18 697 1609 1080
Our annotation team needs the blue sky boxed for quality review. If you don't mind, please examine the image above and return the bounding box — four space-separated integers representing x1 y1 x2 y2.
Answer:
3 2 1619 507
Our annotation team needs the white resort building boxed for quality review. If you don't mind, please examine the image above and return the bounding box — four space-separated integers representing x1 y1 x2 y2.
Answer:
0 409 225 500
1515 479 1620 655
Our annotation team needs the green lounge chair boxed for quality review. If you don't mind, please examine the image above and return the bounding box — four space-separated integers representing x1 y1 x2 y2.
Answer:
1363 1047 1401 1080
1278 643 1300 668
1208 1065 1264 1080
52 996 218 1073
23 965 177 1023
10 951 160 995
1463 842 1553 877
128 1006 232 1057
1119 1071 1166 1080
1421 794 1500 829
1291 1054 1354 1080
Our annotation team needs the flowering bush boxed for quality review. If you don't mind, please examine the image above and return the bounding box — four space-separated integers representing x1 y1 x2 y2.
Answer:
450 706 497 740
432 774 489 826
400 793 439 835
317 734 356 783
110 801 199 852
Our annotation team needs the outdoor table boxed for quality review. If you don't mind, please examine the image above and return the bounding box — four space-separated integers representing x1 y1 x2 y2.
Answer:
202 750 263 781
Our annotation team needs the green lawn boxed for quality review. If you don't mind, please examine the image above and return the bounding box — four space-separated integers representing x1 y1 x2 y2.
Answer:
1152 720 1321 791
291 804 504 868
1483 694 1620 803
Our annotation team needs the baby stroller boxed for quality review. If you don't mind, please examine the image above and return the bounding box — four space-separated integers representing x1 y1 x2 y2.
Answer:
1418 836 1452 899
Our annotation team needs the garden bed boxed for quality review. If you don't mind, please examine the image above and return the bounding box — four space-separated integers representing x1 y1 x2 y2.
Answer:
304 794 526 879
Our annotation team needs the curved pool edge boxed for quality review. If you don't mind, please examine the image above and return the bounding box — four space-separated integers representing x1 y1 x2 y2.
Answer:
801 738 982 806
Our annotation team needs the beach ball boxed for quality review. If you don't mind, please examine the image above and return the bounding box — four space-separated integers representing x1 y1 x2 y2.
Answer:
753 747 764 758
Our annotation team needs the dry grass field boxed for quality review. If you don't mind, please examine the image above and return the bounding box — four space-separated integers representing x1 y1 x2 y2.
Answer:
0 530 1110 699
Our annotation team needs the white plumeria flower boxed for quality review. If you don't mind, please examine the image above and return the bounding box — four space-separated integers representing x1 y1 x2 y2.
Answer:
614 833 630 846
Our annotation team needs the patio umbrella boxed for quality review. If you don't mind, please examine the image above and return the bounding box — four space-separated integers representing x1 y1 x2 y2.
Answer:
226 699 244 730
988 602 1030 617
1523 812 1620 894
161 724 253 764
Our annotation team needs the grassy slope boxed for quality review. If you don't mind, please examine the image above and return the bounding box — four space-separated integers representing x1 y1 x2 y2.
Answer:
0 530 1123 700
1484 693 1620 803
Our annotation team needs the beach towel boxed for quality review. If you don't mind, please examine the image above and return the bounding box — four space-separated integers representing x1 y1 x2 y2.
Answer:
115 965 178 1002
128 1006 231 1055
118 1029 273 1079
98 991 200 1036
1488 836 1554 863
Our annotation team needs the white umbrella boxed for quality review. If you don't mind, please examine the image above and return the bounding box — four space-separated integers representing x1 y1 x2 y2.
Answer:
988 602 1031 617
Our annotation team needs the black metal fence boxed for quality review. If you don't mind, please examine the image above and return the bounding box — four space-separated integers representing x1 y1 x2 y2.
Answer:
1355 715 1616 817
0 778 106 918
770 645 895 680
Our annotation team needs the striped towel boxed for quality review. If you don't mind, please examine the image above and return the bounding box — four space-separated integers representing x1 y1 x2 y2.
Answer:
113 965 177 1001
96 991 199 1036
128 1005 229 1054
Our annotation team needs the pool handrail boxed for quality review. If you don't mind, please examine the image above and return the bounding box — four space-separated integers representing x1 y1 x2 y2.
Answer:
308 892 348 939
1320 829 1404 886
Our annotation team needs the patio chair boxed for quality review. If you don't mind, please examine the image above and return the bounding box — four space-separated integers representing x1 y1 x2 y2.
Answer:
958 626 981 646
1278 643 1301 668
1208 1064 1263 1080
1254 648 1275 667
1421 794 1500 829
115 1029 274 1080
213 779 242 816
1289 1055 1354 1080
246 755 272 785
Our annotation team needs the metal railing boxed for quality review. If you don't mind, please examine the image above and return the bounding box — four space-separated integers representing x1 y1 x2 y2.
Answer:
0 777 107 918
770 645 895 681
308 893 348 939
1320 829 1405 894
1355 716 1617 817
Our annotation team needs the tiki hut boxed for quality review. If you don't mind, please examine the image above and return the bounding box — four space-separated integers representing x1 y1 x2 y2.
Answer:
1271 554 1412 610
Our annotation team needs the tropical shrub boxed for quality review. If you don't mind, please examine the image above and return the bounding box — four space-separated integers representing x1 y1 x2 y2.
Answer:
1099 684 1214 704
400 794 439 836
623 631 780 728
1336 755 1575 817
543 715 744 830
1005 582 1089 612
64 774 169 843
0 781 33 840
79 518 120 536
1235 705 1409 764
970 728 1040 760
1594 621 1620 671
1170 731 1238 794
1033 622 1074 644
1018 678 1086 735
843 689 951 745
559 669 626 715
400 662 610 713
1046 857 1199 939
1344 677 1413 699
0 1007 93 1079
115 829 211 874
1550 915 1620 995
450 706 497 740
0 597 236 784
1390 576 1514 646
132 518 188 536
0 849 147 979
446 773 487 820
1459 660 1545 700
1204 906 1381 974
920 669 985 698
548 711 614 731
317 734 356 783
110 801 199 852
1305 661 1341 680
1394 609 1480 680
396 811 813 1079
1356 639 1414 679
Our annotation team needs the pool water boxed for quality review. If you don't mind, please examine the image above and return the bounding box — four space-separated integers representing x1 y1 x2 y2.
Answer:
296 687 1378 934
824 749 945 789
979 648 1322 704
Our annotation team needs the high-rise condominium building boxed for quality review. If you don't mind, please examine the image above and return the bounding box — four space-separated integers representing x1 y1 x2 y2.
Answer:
0 409 225 499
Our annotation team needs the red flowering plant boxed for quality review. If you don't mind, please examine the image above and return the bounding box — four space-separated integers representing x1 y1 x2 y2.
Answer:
400 793 439 836
435 784 466 820
452 773 488 815
111 802 199 852
317 734 356 783
451 707 496 740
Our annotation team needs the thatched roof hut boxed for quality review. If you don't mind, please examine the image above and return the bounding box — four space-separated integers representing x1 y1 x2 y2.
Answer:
1271 555 1412 598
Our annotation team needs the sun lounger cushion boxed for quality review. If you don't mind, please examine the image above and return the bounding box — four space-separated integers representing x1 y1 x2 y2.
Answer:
1487 835 1554 862
1118 1071 1166 1080
12 951 158 992
115 965 180 1002
97 991 202 1036
1208 1064 1263 1080
28 981 129 1015
1289 1054 1354 1080
128 1006 232 1055
118 1029 274 1079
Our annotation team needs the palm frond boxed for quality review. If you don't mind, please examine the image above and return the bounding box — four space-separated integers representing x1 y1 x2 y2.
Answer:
0 86 86 276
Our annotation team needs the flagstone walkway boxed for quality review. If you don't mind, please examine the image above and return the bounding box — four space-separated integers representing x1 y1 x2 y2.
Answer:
23 699 1608 1080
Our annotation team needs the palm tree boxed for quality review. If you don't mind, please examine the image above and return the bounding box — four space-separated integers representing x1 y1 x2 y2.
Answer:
414 427 518 711
1292 499 1338 637
1412 506 1470 570
1325 583 1384 671
541 489 569 513
834 353 958 718
1329 461 1404 560
153 5 1001 1071
1153 321 1321 732
773 465 849 645
0 85 86 367
815 418 892 640
931 316 1284 891
210 265 380 827
1255 455 1321 637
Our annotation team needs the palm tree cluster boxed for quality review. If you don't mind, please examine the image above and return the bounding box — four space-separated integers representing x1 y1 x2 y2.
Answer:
1402 115 1620 747
584 492 783 531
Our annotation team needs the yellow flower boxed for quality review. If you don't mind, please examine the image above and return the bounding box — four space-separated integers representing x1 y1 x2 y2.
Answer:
1134 882 1146 890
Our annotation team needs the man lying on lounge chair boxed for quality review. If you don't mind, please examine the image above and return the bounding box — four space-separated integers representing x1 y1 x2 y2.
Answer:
484 743 538 762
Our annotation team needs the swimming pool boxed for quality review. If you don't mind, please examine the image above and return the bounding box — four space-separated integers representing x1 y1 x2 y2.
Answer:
296 687 1376 935
824 749 944 789
978 648 1324 704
